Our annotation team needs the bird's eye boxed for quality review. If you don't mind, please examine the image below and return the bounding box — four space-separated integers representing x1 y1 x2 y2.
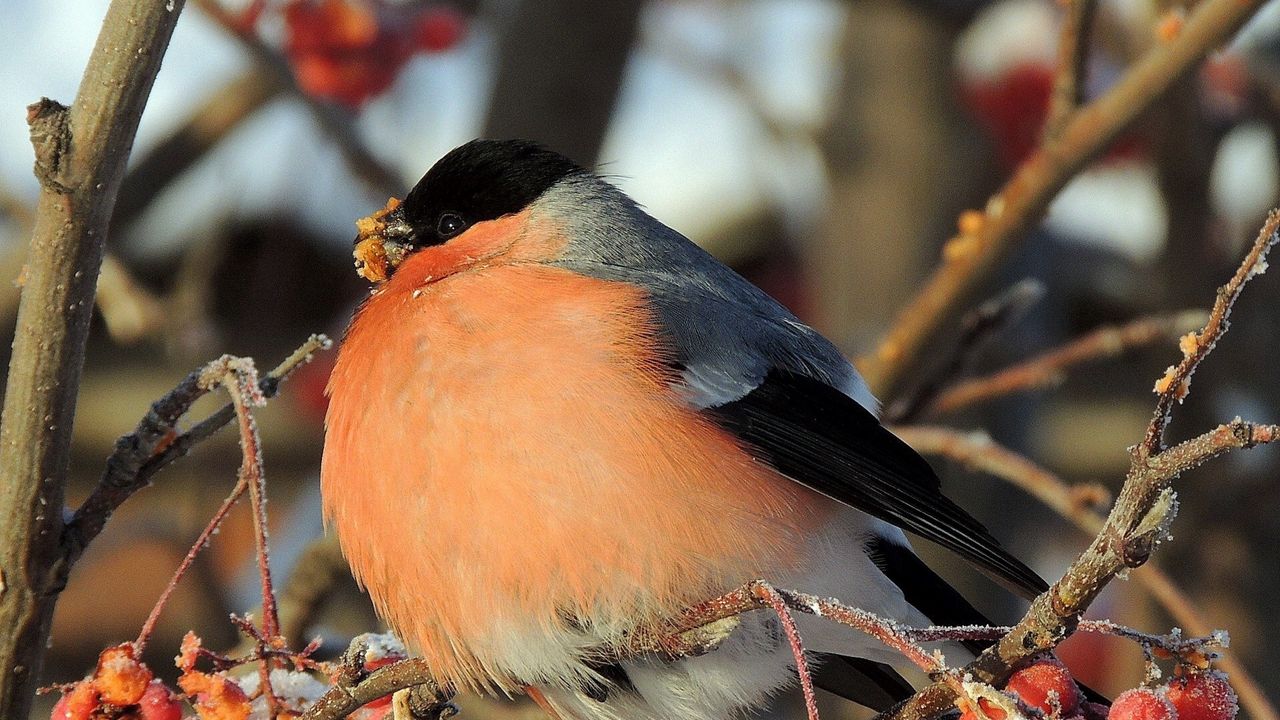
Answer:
437 213 466 238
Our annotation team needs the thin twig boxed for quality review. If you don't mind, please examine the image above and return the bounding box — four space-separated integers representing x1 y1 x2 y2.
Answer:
203 355 282 717
753 583 820 720
186 619 324 674
858 0 1269 399
625 583 950 678
776 589 949 678
908 620 1225 657
2 202 169 344
887 280 1045 424
96 254 167 343
207 359 278 639
1141 211 1280 456
1045 0 1099 139
136 477 249 651
922 310 1208 417
895 425 1279 720
0 1 188 716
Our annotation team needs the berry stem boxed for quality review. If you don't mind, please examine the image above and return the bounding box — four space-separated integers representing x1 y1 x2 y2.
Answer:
134 478 248 651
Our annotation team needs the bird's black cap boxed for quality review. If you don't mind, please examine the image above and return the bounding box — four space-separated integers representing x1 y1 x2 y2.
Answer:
396 139 586 247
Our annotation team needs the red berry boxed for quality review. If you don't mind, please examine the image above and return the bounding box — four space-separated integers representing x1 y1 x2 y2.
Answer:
959 697 1009 720
361 655 404 709
50 681 99 720
178 669 252 720
1111 689 1175 720
94 644 153 706
1167 673 1238 720
960 62 1053 169
413 7 466 52
364 657 400 672
137 680 184 720
283 0 411 107
1005 657 1082 716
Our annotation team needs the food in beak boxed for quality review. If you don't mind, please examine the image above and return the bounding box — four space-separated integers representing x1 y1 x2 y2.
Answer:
353 197 404 283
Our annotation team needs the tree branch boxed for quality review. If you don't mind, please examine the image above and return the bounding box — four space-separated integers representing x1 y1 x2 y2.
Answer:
895 425 1278 720
0 2 187 716
857 0 1269 399
113 69 284 228
1044 0 1098 139
302 641 454 720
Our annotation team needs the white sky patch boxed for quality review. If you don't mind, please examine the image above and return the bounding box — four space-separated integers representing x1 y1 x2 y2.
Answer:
1046 162 1168 263
1211 122 1280 244
954 0 1056 83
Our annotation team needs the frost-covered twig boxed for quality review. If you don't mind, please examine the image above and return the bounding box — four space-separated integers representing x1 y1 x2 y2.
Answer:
754 583 820 720
301 636 455 720
64 334 331 566
1142 211 1280 455
135 476 248 651
624 583 955 680
202 354 282 717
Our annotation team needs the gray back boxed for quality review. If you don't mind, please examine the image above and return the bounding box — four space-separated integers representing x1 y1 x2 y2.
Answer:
539 175 876 412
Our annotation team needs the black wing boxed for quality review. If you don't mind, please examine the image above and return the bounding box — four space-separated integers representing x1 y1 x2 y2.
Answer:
703 369 1047 598
812 654 916 711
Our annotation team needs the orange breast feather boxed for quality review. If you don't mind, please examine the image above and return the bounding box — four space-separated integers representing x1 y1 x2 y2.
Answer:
322 231 824 689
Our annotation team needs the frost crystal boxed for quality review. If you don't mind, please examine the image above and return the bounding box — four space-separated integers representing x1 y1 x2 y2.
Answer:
1247 257 1268 280
238 668 329 718
360 631 409 663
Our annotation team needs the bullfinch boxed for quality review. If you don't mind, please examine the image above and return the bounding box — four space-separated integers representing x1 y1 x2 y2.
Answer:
321 139 1047 720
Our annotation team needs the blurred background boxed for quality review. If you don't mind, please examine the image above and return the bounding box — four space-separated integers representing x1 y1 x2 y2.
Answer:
2 0 1279 717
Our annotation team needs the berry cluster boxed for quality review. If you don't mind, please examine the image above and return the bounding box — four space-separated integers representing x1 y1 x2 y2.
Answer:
47 632 409 720
282 0 466 108
1112 674 1239 720
958 657 1238 720
50 645 183 720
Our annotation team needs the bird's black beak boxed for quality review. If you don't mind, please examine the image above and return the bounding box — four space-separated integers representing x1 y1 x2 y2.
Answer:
353 198 415 283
